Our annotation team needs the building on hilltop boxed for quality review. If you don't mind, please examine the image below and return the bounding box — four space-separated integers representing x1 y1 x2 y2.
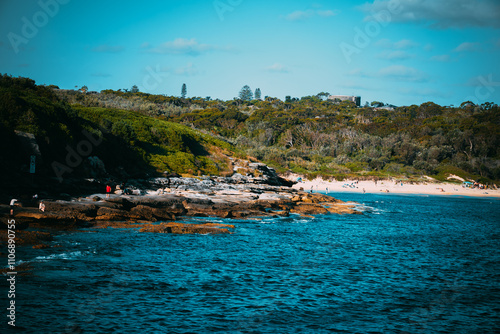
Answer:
328 95 361 107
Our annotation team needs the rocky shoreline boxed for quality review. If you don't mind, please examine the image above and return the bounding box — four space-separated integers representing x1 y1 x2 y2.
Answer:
1 171 360 249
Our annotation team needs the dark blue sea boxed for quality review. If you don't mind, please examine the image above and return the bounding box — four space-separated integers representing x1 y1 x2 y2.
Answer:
3 193 500 333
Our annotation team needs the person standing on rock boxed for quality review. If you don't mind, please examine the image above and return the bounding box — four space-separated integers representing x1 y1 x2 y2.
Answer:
106 184 112 198
10 198 18 216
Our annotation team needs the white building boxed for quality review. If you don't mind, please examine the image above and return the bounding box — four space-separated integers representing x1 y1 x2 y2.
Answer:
328 95 361 107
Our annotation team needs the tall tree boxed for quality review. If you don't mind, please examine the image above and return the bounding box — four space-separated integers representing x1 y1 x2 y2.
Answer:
131 85 139 93
181 83 187 98
254 88 261 100
239 85 253 101
316 92 330 100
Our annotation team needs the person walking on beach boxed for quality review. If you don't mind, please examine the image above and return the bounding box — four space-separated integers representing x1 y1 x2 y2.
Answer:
106 184 112 198
39 201 45 212
10 198 18 216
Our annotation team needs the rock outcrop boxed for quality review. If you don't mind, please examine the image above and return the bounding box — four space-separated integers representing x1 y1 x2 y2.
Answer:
0 176 359 238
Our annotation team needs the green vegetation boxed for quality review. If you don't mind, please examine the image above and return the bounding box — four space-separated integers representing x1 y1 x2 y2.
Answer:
2 74 499 186
181 83 187 99
255 88 261 100
239 85 253 101
0 74 238 184
73 105 234 174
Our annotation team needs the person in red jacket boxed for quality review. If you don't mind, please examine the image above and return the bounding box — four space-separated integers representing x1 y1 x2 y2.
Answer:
106 184 112 198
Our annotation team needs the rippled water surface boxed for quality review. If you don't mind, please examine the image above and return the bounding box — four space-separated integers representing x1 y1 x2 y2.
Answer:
4 194 500 333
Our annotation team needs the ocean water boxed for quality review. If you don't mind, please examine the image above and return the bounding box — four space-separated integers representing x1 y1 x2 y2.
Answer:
3 193 500 333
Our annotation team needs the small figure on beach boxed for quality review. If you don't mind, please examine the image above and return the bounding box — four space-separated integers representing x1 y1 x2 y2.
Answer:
363 188 366 194
326 187 329 194
39 201 45 212
10 198 18 216
310 186 313 193
106 184 112 198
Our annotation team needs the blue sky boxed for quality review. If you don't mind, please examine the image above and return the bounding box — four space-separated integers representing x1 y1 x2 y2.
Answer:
1 0 499 106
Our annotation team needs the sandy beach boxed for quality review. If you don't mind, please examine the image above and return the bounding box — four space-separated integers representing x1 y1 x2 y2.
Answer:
288 175 500 198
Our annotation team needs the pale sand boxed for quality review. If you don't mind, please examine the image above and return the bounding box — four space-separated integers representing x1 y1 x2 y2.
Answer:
286 175 500 198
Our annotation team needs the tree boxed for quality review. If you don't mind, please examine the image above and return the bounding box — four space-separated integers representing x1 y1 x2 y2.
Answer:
131 85 139 93
181 83 187 98
316 92 330 100
254 88 261 100
239 85 253 101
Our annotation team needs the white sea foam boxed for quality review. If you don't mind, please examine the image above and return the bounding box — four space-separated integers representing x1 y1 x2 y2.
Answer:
33 250 94 262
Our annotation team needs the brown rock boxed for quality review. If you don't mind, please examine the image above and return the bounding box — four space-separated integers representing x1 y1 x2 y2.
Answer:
96 207 130 221
139 222 235 234
151 207 176 221
0 230 53 247
290 203 329 215
130 205 155 221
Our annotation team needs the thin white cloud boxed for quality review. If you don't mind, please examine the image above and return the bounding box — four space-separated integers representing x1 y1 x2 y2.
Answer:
147 38 232 55
424 44 434 52
140 42 151 49
317 10 338 17
174 63 201 76
359 0 500 29
394 39 419 49
377 50 414 60
91 45 125 53
286 10 314 21
378 65 429 82
375 39 419 49
431 54 451 62
266 63 290 73
454 42 481 52
285 9 338 21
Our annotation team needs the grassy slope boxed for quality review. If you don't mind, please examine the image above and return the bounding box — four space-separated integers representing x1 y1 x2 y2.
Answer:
73 105 236 175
